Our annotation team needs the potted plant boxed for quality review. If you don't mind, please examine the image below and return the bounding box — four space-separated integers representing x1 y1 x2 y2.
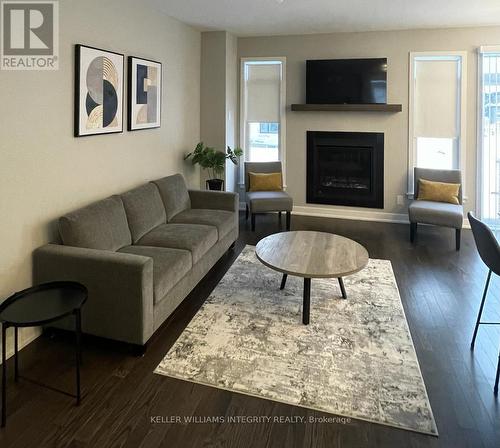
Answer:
184 142 243 191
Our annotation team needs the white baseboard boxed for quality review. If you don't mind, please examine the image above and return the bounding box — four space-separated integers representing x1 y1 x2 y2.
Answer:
292 205 409 224
0 327 41 364
292 205 471 229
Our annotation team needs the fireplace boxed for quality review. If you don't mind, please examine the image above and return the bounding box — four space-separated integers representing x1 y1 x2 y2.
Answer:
307 131 384 208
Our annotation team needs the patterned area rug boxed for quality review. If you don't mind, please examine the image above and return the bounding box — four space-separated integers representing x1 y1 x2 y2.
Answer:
155 246 438 435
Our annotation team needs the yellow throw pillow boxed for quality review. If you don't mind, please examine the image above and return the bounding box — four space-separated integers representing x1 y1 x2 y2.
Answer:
417 178 460 205
248 172 283 192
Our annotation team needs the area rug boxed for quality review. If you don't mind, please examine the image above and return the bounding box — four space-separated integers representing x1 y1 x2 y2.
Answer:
155 246 438 435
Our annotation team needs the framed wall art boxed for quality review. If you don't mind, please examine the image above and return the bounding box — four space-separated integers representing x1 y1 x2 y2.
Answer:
128 56 162 131
75 44 124 137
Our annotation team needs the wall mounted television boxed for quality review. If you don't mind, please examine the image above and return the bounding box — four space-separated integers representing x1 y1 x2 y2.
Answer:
306 58 387 105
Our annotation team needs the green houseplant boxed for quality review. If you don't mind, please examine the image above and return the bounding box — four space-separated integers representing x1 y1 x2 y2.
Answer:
184 142 243 190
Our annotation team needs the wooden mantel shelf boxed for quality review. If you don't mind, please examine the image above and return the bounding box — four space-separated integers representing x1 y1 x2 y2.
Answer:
290 103 403 112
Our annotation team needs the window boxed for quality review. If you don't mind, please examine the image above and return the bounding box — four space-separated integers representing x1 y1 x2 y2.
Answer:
478 46 500 223
248 122 280 162
408 52 467 195
240 58 286 176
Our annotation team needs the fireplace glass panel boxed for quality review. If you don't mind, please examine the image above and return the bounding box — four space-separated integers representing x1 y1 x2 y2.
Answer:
317 146 372 192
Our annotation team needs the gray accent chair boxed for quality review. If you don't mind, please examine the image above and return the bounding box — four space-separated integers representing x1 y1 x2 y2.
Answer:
244 161 293 232
468 212 500 394
408 167 463 250
33 174 239 349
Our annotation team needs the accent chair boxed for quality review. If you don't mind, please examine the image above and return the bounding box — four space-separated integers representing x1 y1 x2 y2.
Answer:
408 167 463 250
244 161 293 232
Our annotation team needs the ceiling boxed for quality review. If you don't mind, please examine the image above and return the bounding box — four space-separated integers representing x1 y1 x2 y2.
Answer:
152 0 500 36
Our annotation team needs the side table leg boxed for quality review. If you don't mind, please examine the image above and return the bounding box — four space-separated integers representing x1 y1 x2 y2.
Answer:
14 327 18 382
75 310 82 405
303 278 311 325
338 278 347 299
2 323 7 427
280 274 288 290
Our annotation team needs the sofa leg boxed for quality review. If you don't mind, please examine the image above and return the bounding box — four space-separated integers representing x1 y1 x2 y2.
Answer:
245 204 249 220
286 212 291 231
229 241 236 251
131 343 147 357
251 214 256 232
410 223 417 243
456 229 461 251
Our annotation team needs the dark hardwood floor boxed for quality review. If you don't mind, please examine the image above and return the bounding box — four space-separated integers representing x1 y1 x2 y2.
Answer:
1 212 500 447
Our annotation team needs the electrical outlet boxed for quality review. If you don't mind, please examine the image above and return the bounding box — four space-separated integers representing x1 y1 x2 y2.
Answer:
397 195 405 206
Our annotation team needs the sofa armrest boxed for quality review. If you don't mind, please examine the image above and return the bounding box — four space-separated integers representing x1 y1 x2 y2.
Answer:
188 190 239 212
33 244 154 345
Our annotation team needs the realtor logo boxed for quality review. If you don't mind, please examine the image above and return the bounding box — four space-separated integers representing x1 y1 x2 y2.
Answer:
1 1 59 70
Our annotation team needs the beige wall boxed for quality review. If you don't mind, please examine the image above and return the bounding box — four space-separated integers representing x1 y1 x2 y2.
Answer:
200 31 227 188
238 26 500 218
225 33 239 193
0 0 201 356
200 32 227 154
200 31 239 191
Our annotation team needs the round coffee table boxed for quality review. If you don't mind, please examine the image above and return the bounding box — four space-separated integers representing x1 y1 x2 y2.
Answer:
0 281 87 427
255 231 369 325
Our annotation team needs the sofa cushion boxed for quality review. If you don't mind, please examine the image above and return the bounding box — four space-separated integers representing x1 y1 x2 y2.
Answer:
409 200 463 229
121 183 166 243
118 245 191 304
153 174 191 221
137 223 217 263
247 191 293 213
59 195 132 251
170 209 235 240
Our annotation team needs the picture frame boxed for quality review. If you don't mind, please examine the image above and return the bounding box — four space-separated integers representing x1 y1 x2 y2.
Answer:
127 56 162 131
74 44 124 137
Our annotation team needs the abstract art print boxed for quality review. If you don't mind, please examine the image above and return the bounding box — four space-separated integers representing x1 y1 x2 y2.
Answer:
128 56 162 131
75 45 124 137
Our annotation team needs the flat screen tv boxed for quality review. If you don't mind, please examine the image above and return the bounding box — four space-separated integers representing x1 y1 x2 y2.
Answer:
306 58 387 104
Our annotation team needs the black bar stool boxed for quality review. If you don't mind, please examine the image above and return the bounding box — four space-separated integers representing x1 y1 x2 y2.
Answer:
468 212 500 394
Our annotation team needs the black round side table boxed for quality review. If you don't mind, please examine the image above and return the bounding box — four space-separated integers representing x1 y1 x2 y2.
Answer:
0 281 87 428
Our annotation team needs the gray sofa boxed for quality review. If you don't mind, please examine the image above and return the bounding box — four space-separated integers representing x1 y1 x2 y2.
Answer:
33 174 238 347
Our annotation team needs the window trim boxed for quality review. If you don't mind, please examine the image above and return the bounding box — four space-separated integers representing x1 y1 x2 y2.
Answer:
407 51 467 199
239 57 287 188
476 45 500 218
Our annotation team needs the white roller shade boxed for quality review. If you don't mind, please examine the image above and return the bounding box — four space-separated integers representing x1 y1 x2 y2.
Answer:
414 59 459 138
245 63 281 123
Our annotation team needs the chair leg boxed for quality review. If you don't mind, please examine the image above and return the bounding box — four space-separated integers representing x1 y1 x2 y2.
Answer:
251 214 256 232
495 351 500 395
471 269 492 349
280 274 288 290
286 211 291 231
456 229 461 251
245 204 249 220
410 223 417 243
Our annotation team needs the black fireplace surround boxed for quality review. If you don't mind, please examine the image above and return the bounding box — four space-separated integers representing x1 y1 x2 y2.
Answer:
307 131 384 209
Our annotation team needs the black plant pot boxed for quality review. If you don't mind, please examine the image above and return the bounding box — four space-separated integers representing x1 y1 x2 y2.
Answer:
206 178 224 191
